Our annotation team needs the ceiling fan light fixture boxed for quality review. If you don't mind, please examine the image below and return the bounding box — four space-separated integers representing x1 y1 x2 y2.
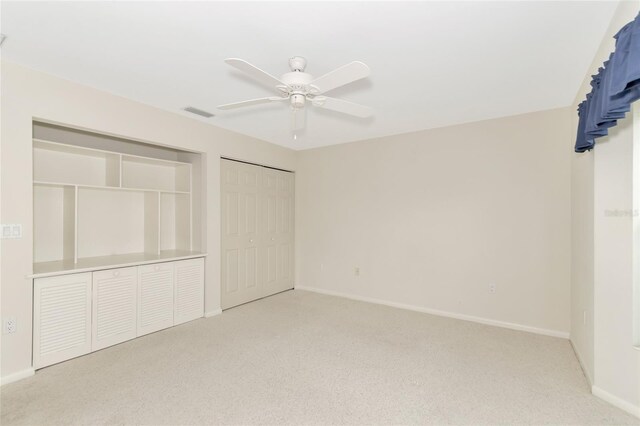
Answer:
290 94 305 109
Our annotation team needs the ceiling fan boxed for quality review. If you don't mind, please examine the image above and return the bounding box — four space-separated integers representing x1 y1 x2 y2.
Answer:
218 57 373 123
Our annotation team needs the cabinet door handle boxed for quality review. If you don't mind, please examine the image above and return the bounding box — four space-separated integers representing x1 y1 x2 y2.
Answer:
113 270 120 277
154 265 160 271
250 239 254 243
271 238 275 241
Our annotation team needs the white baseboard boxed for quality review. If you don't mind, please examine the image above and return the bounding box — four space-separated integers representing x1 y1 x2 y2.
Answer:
204 308 222 318
592 386 640 419
1 368 35 386
295 285 570 339
569 339 593 386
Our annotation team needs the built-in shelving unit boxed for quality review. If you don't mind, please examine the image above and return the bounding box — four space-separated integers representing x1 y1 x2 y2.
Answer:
31 126 206 370
33 138 200 277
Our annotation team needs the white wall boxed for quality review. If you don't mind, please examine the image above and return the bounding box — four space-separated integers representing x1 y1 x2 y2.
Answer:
296 108 572 336
569 2 635 385
592 108 640 416
570 39 598 381
568 0 640 417
570 141 594 383
0 60 296 381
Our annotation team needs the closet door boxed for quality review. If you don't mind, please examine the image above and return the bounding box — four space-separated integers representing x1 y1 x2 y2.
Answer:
261 168 295 297
92 267 137 351
174 257 204 325
33 273 92 369
137 262 174 336
221 160 261 309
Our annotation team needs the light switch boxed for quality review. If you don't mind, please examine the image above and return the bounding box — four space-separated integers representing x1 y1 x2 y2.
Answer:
1 224 22 239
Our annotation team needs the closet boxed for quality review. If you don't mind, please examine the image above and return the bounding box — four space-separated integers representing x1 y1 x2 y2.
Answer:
221 159 294 309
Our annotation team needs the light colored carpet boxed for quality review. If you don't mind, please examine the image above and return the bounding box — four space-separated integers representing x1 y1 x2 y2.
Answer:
1 289 638 425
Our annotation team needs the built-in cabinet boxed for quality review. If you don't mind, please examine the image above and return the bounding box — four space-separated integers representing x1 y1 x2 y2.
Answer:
92 267 137 351
173 258 206 325
33 258 204 369
32 130 207 370
33 273 93 370
137 262 175 336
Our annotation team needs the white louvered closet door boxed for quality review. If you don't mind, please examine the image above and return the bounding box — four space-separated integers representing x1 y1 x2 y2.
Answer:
92 267 137 351
137 262 174 336
33 273 92 369
174 257 204 325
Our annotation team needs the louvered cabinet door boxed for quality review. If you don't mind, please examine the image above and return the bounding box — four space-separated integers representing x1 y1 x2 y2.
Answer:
174 258 204 325
92 267 137 351
33 273 92 369
137 262 174 336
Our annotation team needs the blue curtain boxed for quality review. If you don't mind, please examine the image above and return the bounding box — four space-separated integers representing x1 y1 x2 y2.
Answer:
575 13 640 152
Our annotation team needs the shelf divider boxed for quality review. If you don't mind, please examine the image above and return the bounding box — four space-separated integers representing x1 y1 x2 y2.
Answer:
144 192 161 256
73 185 78 264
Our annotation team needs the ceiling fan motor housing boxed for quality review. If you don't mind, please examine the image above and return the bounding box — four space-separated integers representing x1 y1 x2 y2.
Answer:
281 72 314 109
281 72 314 88
288 56 307 72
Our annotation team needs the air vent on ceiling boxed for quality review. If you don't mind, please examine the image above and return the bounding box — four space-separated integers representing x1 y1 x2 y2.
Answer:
184 107 214 118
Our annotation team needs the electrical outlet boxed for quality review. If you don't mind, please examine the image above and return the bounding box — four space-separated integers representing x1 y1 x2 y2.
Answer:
3 317 16 334
489 283 496 294
354 267 360 277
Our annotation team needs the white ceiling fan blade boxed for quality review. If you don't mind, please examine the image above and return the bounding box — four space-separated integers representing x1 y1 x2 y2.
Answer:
217 96 287 110
225 58 287 91
312 96 373 118
309 61 370 94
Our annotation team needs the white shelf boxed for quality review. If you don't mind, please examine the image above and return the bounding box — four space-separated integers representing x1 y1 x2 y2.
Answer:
33 181 75 188
76 187 147 259
160 192 191 252
34 139 120 187
33 183 76 264
33 138 198 272
121 154 191 192
33 181 190 194
31 250 207 278
120 153 190 166
34 139 116 157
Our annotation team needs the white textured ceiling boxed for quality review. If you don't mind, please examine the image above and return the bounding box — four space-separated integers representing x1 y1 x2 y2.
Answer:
1 1 618 150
